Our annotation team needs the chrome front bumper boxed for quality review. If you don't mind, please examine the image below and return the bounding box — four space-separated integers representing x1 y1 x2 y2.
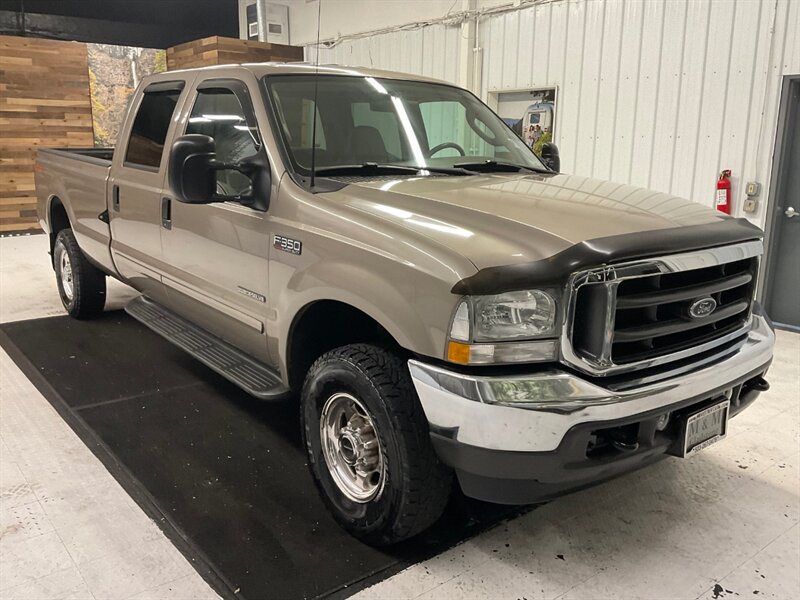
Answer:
408 313 775 453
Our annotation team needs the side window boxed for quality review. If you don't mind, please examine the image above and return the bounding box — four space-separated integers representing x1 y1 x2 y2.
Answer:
351 102 402 159
125 88 182 169
186 87 261 196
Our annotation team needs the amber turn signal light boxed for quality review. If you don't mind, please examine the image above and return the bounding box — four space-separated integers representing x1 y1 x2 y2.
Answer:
446 341 471 364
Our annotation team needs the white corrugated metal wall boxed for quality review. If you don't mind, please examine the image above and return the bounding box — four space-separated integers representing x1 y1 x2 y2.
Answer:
308 0 800 228
313 23 462 84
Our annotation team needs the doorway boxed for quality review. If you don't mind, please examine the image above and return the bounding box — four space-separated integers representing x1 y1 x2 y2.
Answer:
763 76 800 331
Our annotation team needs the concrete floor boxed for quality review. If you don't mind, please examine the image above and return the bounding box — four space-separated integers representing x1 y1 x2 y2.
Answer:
1 233 798 600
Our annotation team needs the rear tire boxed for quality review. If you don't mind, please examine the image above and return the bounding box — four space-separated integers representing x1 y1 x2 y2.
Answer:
301 344 452 546
54 229 106 319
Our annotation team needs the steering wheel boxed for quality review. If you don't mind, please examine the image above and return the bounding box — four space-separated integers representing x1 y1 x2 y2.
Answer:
428 142 466 157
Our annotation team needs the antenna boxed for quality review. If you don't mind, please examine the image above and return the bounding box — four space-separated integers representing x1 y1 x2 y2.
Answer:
309 0 322 190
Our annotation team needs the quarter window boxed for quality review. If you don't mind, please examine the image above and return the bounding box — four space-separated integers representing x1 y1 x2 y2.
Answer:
125 88 182 169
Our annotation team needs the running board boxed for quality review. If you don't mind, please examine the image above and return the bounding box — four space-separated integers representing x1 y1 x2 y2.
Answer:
126 296 289 400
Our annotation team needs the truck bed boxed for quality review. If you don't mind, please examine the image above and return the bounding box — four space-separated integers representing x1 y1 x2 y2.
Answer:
35 147 117 274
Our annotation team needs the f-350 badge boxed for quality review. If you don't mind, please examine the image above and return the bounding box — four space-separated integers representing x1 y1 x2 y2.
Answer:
273 234 302 255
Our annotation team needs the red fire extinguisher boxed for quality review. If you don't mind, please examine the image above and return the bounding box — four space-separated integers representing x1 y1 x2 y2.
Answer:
715 169 732 214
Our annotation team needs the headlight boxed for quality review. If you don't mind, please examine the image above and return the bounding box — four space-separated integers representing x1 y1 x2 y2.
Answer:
473 290 556 340
446 290 559 365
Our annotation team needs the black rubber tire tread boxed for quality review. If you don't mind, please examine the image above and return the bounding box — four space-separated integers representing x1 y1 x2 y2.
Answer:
302 343 452 545
54 229 106 320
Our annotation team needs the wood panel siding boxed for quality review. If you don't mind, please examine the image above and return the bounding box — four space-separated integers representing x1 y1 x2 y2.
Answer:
0 35 94 233
166 36 303 71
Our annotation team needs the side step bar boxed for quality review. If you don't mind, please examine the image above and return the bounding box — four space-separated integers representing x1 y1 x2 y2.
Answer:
126 295 289 400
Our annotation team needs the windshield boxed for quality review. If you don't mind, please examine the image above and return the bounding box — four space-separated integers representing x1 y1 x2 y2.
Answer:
264 75 547 176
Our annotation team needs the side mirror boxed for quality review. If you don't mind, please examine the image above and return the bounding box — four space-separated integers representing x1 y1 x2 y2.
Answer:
168 134 271 211
169 134 217 204
540 142 560 173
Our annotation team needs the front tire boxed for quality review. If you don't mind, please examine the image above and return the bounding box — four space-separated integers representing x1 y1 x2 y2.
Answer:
54 229 106 319
301 344 452 546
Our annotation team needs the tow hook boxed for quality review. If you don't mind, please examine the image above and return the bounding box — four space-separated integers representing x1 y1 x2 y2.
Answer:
609 431 639 453
744 376 770 393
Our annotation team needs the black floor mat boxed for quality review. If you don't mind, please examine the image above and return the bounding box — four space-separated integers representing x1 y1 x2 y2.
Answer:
0 312 527 600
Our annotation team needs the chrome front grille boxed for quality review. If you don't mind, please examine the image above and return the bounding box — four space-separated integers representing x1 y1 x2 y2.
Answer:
611 258 755 363
561 240 762 376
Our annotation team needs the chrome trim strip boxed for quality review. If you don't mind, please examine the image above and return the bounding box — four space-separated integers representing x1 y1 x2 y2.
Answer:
560 240 763 376
409 314 773 453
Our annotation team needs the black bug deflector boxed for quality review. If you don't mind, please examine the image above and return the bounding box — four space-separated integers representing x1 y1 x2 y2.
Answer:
452 218 763 295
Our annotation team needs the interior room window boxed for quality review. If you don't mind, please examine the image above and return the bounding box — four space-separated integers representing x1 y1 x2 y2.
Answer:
186 87 261 196
124 88 181 169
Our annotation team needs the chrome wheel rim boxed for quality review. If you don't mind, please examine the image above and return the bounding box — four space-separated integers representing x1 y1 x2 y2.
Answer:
320 392 384 503
59 247 74 301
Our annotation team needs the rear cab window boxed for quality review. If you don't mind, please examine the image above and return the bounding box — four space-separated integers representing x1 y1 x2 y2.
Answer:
124 82 185 170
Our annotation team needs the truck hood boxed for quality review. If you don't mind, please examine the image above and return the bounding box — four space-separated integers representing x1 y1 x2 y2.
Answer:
334 172 736 271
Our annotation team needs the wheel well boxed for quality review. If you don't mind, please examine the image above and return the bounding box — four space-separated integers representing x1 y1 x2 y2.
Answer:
287 301 400 391
49 197 70 261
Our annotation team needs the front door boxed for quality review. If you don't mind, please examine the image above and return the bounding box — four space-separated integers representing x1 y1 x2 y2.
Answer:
109 80 189 301
764 78 800 330
160 76 272 363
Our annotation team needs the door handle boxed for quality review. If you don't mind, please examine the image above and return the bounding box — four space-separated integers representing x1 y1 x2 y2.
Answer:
112 185 120 211
785 206 798 218
161 197 172 230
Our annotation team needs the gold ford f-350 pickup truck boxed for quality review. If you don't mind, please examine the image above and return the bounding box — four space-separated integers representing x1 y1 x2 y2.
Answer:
35 63 775 545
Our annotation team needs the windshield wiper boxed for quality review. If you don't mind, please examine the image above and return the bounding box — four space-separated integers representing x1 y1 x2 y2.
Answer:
314 163 473 177
453 160 548 174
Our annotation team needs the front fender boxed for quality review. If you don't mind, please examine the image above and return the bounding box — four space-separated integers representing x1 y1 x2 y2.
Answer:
270 261 456 373
271 257 459 379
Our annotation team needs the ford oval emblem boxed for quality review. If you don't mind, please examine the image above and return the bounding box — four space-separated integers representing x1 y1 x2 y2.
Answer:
688 297 717 319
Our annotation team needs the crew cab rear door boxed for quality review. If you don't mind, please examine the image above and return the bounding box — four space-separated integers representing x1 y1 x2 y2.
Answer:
109 79 192 302
159 73 272 364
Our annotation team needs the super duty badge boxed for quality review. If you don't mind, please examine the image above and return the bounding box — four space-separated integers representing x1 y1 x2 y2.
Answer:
237 286 266 303
274 234 302 255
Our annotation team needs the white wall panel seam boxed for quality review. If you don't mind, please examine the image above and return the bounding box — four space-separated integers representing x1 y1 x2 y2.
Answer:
572 0 591 175
644 2 667 190
606 0 625 181
665 1 689 196
578 0 590 175
731 0 762 214
754 0 790 227
588 0 607 176
556 0 571 155
686 1 714 209
544 5 552 83
713 0 740 187
758 0 789 181
625 2 646 184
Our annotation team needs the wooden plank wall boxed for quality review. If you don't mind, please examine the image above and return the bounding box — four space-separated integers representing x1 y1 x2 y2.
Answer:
167 36 303 70
0 35 94 233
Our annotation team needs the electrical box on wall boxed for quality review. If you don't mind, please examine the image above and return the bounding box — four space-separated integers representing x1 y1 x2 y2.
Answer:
240 0 259 40
239 0 290 44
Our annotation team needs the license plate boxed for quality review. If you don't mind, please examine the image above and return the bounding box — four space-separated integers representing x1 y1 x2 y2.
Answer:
680 399 730 457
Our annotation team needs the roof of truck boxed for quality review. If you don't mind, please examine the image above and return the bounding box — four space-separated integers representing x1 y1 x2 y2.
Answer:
157 62 448 86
